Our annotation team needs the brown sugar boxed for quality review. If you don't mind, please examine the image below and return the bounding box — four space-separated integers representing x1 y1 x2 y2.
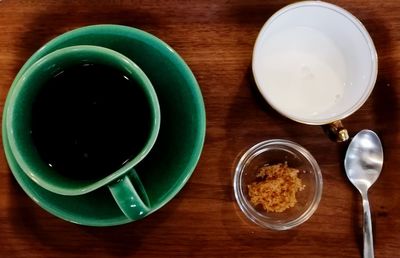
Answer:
247 163 305 212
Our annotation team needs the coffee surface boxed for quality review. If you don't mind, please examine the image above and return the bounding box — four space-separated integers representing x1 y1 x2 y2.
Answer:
31 63 151 180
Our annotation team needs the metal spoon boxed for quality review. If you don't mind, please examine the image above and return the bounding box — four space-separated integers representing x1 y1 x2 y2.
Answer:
344 130 383 258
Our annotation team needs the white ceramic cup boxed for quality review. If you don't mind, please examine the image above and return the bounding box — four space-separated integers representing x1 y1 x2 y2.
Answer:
252 1 378 141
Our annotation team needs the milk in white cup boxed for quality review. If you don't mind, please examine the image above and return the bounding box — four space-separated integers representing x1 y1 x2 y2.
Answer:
252 1 378 133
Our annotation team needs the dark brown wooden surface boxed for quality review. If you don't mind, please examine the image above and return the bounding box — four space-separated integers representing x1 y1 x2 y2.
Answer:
0 0 399 257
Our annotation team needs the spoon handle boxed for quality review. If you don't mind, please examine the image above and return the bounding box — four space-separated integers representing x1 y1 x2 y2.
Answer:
362 194 374 258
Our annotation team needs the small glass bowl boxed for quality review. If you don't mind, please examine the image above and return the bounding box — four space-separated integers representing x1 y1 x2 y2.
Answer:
233 139 323 230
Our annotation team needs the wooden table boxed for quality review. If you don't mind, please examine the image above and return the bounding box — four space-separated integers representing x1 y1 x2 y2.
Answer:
0 0 399 257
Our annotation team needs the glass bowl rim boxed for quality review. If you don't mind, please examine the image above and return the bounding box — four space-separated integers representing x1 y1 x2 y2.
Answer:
233 139 323 230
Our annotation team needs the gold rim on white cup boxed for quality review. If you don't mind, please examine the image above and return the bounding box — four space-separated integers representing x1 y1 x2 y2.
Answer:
252 1 378 142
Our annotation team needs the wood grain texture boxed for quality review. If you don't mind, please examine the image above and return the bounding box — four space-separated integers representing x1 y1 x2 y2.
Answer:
0 0 399 257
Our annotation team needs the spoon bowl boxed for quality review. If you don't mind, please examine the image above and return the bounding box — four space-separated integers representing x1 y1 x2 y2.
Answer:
345 129 383 258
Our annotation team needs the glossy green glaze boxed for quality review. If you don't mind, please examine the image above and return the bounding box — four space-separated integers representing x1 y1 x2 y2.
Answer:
6 45 161 195
5 45 160 221
2 25 206 226
109 170 151 220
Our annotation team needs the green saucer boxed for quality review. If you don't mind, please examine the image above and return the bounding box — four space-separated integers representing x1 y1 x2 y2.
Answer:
3 25 206 226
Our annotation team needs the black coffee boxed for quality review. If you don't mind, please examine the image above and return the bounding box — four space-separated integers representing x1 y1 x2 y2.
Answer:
31 63 152 181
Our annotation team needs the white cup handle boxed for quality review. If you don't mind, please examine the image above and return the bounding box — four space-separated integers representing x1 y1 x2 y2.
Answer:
322 120 349 142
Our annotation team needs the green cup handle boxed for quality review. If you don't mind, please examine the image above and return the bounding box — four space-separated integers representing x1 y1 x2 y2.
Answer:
108 169 150 220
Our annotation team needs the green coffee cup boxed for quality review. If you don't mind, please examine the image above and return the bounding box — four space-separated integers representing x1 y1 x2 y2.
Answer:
3 25 205 226
5 45 161 221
